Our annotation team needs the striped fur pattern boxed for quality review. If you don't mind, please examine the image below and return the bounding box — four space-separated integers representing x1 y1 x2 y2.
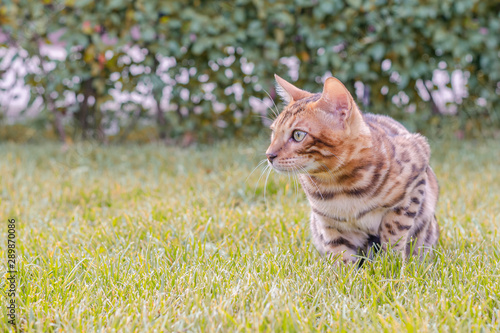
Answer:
266 75 439 263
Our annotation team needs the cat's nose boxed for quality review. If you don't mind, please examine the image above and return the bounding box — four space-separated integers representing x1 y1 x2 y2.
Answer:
266 153 277 163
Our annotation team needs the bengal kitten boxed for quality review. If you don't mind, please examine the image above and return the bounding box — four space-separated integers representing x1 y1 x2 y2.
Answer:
266 74 439 263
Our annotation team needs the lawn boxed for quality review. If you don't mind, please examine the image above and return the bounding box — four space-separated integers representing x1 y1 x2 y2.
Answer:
1 137 499 332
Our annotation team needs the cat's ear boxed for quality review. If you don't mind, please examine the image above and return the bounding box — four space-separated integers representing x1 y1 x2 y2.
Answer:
274 74 311 104
314 77 353 128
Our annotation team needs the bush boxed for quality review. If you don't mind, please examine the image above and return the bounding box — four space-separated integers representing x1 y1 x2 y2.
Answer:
1 0 499 143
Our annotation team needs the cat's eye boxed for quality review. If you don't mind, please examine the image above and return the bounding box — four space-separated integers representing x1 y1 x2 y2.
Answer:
292 130 307 142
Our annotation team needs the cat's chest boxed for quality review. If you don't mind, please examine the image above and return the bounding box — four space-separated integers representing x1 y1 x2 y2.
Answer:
307 194 386 234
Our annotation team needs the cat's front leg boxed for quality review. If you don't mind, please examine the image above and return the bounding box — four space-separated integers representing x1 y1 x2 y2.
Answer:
311 215 365 264
324 234 359 264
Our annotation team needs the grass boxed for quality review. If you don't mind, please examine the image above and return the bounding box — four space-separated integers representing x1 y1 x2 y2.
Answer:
1 136 499 332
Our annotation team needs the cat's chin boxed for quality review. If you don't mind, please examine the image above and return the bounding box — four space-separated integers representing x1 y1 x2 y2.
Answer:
271 164 309 174
270 164 292 174
272 168 290 174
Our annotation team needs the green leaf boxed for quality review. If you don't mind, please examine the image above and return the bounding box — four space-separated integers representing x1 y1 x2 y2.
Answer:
142 26 156 42
370 44 385 61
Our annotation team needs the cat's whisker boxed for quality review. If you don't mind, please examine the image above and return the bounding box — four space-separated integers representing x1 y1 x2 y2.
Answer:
252 114 275 122
263 164 273 201
246 159 268 183
254 164 270 196
293 166 301 196
262 94 279 120
298 165 324 200
292 166 299 196
286 168 292 194
262 88 280 120
289 166 297 196
254 95 278 121
330 152 343 163
317 162 338 180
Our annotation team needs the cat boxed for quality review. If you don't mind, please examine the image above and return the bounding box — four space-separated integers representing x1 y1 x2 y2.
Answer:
266 74 439 264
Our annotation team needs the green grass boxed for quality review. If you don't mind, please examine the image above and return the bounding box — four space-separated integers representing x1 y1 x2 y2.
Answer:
1 137 500 332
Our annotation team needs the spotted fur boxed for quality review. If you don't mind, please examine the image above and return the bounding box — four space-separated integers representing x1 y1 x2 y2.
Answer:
266 75 439 263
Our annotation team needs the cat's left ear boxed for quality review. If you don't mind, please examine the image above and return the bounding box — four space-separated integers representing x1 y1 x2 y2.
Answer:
314 77 353 128
274 74 312 104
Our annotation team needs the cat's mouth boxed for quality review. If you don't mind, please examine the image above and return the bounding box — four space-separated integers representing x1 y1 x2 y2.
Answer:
270 163 295 173
269 158 312 174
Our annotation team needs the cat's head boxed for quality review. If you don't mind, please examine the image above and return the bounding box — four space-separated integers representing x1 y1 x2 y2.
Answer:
266 74 371 175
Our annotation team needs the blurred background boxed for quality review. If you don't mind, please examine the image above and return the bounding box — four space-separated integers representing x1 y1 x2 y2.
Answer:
0 0 499 144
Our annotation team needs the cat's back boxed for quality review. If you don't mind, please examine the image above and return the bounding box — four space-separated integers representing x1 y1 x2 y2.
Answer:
363 113 409 137
363 113 430 163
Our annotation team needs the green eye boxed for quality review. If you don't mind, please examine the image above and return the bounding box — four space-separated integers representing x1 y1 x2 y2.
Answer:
292 130 307 142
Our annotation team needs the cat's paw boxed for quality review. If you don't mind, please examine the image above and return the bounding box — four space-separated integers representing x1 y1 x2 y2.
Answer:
326 251 358 266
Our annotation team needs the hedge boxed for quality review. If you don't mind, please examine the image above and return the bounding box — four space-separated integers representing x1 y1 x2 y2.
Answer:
1 0 499 142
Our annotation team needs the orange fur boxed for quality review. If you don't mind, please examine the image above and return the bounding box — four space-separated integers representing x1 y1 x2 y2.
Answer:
267 75 439 263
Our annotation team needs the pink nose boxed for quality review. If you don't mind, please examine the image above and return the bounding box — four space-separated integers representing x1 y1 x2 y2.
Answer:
266 153 277 163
